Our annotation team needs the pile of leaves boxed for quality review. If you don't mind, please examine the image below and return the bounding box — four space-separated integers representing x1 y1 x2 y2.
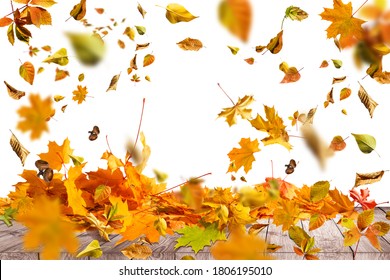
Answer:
1 0 390 260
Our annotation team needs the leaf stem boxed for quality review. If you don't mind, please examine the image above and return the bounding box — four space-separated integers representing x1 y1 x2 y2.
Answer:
106 135 112 154
281 16 286 30
217 83 235 105
128 98 146 161
352 0 368 17
353 239 360 259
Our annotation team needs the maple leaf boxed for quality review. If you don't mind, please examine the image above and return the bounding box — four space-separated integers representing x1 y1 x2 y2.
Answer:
349 188 377 210
72 85 88 104
273 200 301 231
321 188 355 218
39 138 74 171
227 138 260 173
101 151 124 173
320 0 366 48
64 165 87 216
250 105 291 150
17 94 55 139
218 95 254 126
16 196 79 259
175 223 226 253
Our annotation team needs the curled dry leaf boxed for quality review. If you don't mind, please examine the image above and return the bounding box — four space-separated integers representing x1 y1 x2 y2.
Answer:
177 38 203 51
137 3 147 18
358 84 378 118
354 171 385 188
267 31 283 54
340 87 351 101
218 0 252 42
10 130 30 166
130 54 138 71
106 73 121 92
136 43 150 51
53 95 65 102
121 243 152 259
324 88 334 108
329 136 346 151
123 27 135 41
218 95 254 126
4 81 25 100
70 0 87 21
19 62 35 85
143 54 155 67
55 68 69 81
164 3 198 24
279 62 301 83
332 76 346 84
255 45 266 53
285 6 308 21
373 71 390 84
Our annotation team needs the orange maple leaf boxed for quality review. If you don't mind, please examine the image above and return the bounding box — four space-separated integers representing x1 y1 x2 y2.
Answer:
64 165 87 216
320 0 366 48
39 138 74 171
72 85 88 104
17 94 55 139
16 196 79 259
227 138 260 173
273 200 301 231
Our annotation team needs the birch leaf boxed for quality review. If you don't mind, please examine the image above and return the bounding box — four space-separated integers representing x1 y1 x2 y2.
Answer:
164 4 198 24
329 136 346 151
143 54 155 67
19 62 35 85
177 38 203 51
354 171 385 188
351 133 376 154
358 84 378 118
10 130 30 166
4 81 25 100
340 88 351 101
135 25 146 35
106 73 121 92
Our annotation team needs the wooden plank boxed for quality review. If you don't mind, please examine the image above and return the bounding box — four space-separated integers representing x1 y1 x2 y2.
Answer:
301 219 353 260
175 252 213 260
0 253 38 260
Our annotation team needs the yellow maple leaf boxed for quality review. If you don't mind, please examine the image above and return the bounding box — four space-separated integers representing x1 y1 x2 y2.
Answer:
273 200 301 231
17 94 55 139
218 95 254 126
250 105 291 150
64 165 87 216
320 0 366 48
72 85 88 104
16 196 79 259
39 138 74 171
227 138 260 173
101 151 124 173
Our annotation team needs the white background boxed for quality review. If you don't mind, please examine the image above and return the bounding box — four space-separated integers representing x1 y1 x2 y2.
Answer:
0 0 389 204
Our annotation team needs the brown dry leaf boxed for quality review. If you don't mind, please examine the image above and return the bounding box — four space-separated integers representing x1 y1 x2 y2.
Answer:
19 62 35 85
244 57 254 65
324 88 334 108
177 38 203 51
373 71 390 84
218 0 252 42
55 68 69 81
61 105 67 113
121 243 152 259
332 76 346 84
10 130 30 166
279 62 301 83
358 84 378 118
143 54 155 67
117 39 125 49
267 31 283 54
255 45 266 53
70 0 87 21
137 3 147 18
136 43 150 51
4 81 25 100
130 54 138 71
72 85 88 104
354 171 385 188
106 73 121 92
248 223 268 235
340 87 351 101
320 60 329 68
95 8 104 14
329 136 346 152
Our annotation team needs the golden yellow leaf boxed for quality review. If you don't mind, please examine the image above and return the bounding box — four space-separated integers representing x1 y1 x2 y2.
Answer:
227 138 260 173
28 6 52 28
72 85 88 104
77 240 102 258
164 3 198 24
19 61 35 85
218 95 254 126
121 243 152 260
53 95 65 102
54 68 69 81
123 27 135 41
340 87 351 100
42 48 69 66
177 38 203 51
38 138 74 171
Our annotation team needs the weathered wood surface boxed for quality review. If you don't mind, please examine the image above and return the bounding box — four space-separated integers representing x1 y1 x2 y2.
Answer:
0 208 389 260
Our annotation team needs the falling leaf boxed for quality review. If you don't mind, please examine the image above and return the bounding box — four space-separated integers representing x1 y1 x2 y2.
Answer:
329 136 346 151
7 23 15 45
354 171 385 188
78 73 84 82
340 87 351 100
28 6 52 28
9 130 30 166
244 57 254 65
285 6 308 21
320 60 329 68
267 31 283 54
145 75 151 82
177 38 203 51
124 27 135 41
350 188 377 210
37 67 44 74
279 62 301 83
341 109 347 115
332 59 343 68
332 76 346 84
4 81 25 100
131 74 141 82
77 240 102 258
55 68 69 81
137 3 147 18
218 0 252 42
358 84 378 118
42 48 69 66
143 54 155 67
320 0 366 48
106 73 121 92
164 3 198 24
227 138 260 173
70 0 87 20
303 107 317 124
135 25 146 35
130 54 138 71
19 62 35 85
255 45 266 53
351 133 376 154
38 138 73 171
117 39 125 49
136 43 150 51
121 244 152 260
41 45 51 51
0 17 13 27
227 46 240 55
67 33 105 66
373 71 390 84
53 95 65 102
310 181 330 203
17 94 55 139
218 95 254 126
95 8 104 14
324 88 334 108
61 105 67 113
73 85 88 104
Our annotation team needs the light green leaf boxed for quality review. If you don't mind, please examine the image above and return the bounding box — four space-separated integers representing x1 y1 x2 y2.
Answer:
67 33 105 66
42 48 69 66
288 226 310 247
76 240 102 258
351 133 376 154
310 181 330 202
332 59 343 69
135 25 146 35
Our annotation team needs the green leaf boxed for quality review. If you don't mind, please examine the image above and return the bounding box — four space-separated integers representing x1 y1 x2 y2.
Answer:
0 207 17 227
310 181 330 202
332 59 343 69
69 154 84 166
42 48 69 66
227 46 240 55
135 25 146 35
67 33 105 66
351 133 376 154
288 226 310 247
357 209 374 230
285 6 308 21
175 223 226 253
76 240 102 258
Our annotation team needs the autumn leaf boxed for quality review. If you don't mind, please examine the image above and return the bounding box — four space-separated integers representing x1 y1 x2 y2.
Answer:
78 73 84 82
320 0 365 48
143 54 155 67
279 62 301 83
177 38 203 51
175 223 226 253
340 87 351 100
349 188 377 210
354 171 385 188
106 73 121 92
0 17 13 27
121 243 152 260
218 94 254 126
19 62 35 85
227 138 260 173
95 8 104 14
7 24 15 45
64 165 87 216
77 240 102 258
250 105 291 150
28 6 52 28
4 81 25 100
53 95 64 102
17 94 55 139
55 68 69 81
358 84 378 118
163 4 198 24
288 225 310 247
332 59 343 68
227 46 240 55
30 0 57 8
310 181 330 203
17 196 79 259
273 200 301 231
329 136 346 151
135 25 146 35
137 3 147 18
118 39 125 49
73 85 88 104
70 0 86 20
351 133 376 154
42 48 69 66
332 76 346 84
218 0 252 42
244 57 254 65
67 33 105 66
136 43 150 51
267 31 283 54
285 6 308 21
38 138 74 171
10 130 30 166
324 88 334 108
